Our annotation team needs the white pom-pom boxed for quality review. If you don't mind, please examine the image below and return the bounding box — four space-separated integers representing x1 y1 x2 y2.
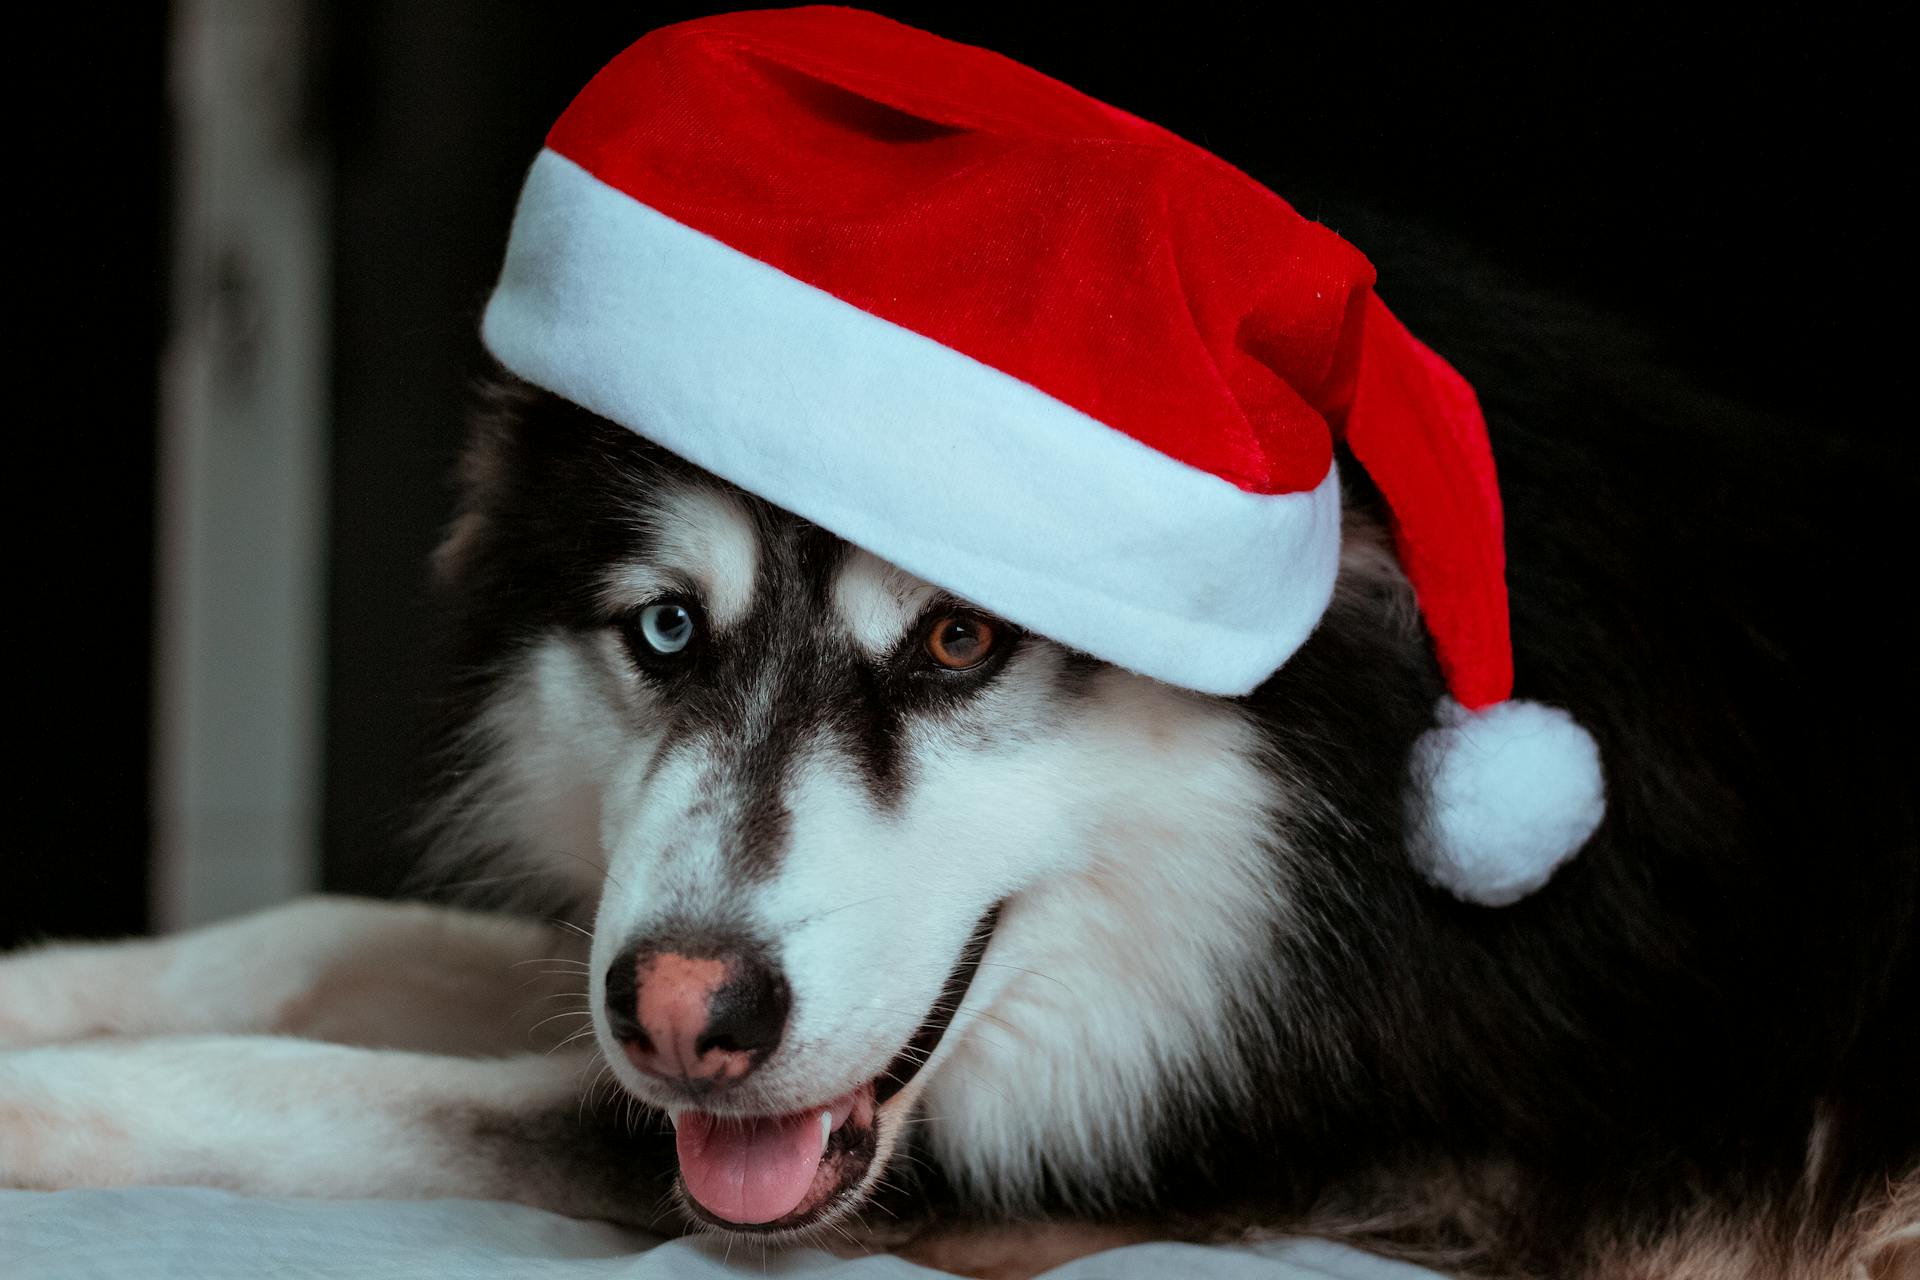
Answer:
1410 697 1606 906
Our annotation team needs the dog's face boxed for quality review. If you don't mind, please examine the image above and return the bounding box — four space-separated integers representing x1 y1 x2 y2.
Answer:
430 387 1364 1236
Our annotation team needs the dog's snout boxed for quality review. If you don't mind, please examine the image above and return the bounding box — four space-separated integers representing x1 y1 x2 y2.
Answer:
606 942 789 1089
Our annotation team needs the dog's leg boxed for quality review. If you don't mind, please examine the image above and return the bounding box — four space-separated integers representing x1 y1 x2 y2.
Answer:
897 1222 1169 1280
0 896 591 1056
0 1035 675 1226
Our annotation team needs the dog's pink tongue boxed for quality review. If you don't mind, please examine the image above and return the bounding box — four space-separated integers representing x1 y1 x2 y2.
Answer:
674 1109 823 1225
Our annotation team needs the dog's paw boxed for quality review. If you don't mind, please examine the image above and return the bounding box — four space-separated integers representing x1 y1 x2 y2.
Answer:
1 898 587 1054
0 943 140 1051
1 1034 612 1203
0 1044 140 1188
897 1221 1164 1280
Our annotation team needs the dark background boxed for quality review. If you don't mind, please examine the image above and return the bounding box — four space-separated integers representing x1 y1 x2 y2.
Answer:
8 4 1904 944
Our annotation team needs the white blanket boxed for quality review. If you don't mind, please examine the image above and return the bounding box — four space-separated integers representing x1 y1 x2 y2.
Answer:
0 1189 1450 1280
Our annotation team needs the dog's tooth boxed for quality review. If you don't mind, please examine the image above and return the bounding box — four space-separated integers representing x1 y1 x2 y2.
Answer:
817 1110 832 1154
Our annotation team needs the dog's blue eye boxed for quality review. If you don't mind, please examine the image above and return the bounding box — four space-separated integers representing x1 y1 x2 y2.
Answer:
638 603 696 655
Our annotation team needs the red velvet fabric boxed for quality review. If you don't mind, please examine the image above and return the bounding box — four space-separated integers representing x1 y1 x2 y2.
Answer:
544 5 1513 708
1347 295 1510 708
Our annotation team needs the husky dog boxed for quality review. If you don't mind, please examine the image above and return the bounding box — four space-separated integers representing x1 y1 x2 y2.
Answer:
1 210 1915 1277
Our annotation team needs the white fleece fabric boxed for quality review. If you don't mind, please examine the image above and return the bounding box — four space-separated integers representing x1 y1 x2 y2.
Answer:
0 1189 1454 1280
482 150 1343 699
1411 698 1607 905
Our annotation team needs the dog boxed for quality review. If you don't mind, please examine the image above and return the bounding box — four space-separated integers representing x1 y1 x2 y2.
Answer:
2 192 1915 1278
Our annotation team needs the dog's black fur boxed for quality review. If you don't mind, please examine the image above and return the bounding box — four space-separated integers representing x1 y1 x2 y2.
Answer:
425 196 1917 1274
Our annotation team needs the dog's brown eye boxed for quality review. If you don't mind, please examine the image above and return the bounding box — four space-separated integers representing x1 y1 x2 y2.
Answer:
925 614 996 670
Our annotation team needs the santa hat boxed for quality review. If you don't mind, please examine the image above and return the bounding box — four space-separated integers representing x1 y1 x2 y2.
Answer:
481 6 1605 905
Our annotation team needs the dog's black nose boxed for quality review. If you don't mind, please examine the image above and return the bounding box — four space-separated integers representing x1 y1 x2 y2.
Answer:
605 941 789 1089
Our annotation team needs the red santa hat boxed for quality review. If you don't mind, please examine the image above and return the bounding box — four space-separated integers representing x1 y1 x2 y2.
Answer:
481 6 1605 905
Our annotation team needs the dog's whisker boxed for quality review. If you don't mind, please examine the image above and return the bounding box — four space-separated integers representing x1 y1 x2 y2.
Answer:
548 918 595 943
645 1185 681 1227
575 1060 616 1125
860 1005 1018 1047
793 892 899 926
527 1009 597 1036
546 848 627 892
511 987 590 1010
972 960 1076 996
818 1216 863 1253
511 998 589 1025
544 1026 600 1055
852 1195 896 1222
947 1007 1020 1035
925 1062 1011 1105
512 971 594 993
